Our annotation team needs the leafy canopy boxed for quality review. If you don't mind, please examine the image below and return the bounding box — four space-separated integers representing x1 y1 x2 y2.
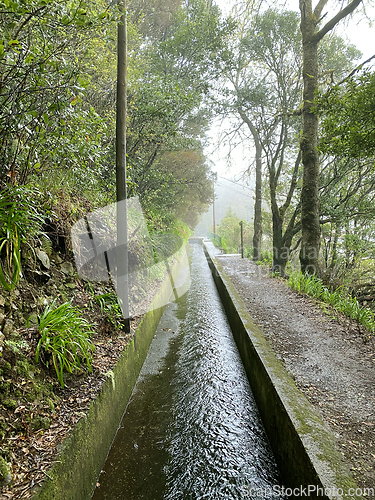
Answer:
318 70 375 159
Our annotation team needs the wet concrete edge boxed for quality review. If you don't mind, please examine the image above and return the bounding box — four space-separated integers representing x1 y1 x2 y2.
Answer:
202 240 363 500
30 247 187 500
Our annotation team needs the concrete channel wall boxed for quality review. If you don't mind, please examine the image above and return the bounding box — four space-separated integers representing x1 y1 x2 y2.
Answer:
31 248 188 500
202 241 362 500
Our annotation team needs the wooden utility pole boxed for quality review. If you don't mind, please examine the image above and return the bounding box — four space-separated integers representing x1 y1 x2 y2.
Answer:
116 0 130 333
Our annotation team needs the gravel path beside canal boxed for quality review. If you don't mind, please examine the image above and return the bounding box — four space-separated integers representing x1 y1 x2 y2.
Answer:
216 253 375 493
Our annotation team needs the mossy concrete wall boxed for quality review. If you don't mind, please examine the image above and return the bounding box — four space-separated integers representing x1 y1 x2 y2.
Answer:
203 241 362 500
31 249 187 500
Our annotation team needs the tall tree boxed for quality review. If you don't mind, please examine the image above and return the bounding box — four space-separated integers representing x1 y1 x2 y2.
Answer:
217 9 303 271
299 0 362 274
125 0 229 225
0 0 120 196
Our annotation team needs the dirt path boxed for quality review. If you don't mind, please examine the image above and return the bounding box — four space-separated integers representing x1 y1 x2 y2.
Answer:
216 254 375 493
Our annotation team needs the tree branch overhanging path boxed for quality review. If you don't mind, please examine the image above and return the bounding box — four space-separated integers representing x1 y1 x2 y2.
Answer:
298 0 363 274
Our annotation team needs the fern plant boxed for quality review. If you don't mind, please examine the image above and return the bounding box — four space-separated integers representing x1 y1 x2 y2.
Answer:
40 234 53 257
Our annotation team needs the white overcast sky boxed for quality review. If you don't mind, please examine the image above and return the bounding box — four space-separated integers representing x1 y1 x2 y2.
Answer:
207 0 375 180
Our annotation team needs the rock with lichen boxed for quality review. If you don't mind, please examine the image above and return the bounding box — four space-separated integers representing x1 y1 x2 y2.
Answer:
2 319 15 338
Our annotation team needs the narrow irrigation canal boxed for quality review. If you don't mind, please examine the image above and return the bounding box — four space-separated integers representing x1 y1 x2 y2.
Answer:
92 242 284 499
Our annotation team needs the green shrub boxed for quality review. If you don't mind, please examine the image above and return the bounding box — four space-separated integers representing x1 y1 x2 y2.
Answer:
259 249 273 266
34 300 95 387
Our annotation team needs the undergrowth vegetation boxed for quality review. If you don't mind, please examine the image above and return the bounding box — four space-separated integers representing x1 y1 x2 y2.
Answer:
94 292 124 329
32 300 95 387
288 271 375 333
0 186 47 290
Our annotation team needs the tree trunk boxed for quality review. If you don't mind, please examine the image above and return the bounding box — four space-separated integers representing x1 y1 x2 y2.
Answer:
299 1 320 275
329 223 340 270
270 191 299 277
237 109 263 261
271 209 285 275
298 0 362 275
253 135 262 261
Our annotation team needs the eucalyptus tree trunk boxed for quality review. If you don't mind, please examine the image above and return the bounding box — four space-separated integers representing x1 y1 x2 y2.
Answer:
298 0 362 275
238 109 262 260
270 150 302 277
253 134 262 261
299 0 322 275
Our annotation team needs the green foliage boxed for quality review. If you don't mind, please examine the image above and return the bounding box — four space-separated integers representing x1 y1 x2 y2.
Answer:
0 0 220 236
34 300 95 387
150 0 231 85
0 186 45 289
137 150 213 228
320 157 375 225
130 0 182 39
318 70 375 159
288 272 375 333
215 208 250 254
0 0 116 191
4 339 29 355
40 234 53 257
257 249 273 267
95 293 124 329
125 0 229 228
0 456 11 484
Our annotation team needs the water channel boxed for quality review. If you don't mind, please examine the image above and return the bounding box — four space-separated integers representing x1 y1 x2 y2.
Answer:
92 242 285 499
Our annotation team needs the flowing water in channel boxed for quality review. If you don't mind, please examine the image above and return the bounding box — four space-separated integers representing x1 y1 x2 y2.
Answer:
92 243 285 499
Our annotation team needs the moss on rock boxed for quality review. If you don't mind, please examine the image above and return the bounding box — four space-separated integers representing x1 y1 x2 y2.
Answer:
0 456 12 485
31 416 51 432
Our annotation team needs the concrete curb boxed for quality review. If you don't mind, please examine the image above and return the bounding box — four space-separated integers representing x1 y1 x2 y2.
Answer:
31 248 188 500
202 241 362 500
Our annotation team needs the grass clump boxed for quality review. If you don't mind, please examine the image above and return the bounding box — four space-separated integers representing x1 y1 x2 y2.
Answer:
288 272 375 333
95 292 124 329
33 300 95 387
0 186 46 291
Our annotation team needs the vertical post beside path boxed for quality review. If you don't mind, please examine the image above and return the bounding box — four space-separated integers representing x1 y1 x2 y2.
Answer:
116 0 130 333
239 221 244 258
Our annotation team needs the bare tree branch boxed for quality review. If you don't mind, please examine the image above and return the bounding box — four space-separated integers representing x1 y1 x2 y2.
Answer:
313 0 363 43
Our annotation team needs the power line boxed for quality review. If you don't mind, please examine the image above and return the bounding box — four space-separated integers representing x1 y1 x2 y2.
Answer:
215 178 254 199
216 174 254 193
